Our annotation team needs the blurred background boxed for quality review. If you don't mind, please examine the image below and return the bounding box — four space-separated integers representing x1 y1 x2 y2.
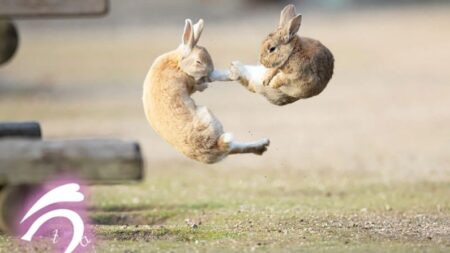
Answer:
0 0 449 180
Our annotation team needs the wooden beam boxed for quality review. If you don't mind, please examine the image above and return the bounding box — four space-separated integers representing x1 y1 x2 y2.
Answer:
0 139 144 184
0 0 109 18
0 122 42 139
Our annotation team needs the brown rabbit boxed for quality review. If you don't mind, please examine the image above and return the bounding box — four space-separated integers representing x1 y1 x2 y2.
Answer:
230 4 334 106
142 19 270 164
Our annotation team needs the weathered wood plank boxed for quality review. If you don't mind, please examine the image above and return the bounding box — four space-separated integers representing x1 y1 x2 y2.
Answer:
0 139 143 184
0 0 109 17
0 122 41 139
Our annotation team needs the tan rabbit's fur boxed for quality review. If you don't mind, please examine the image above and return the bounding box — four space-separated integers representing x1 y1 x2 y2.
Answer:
230 5 334 106
143 19 270 164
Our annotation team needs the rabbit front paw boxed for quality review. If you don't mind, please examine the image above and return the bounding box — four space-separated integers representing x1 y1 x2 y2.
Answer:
262 68 279 87
269 81 283 89
194 83 208 92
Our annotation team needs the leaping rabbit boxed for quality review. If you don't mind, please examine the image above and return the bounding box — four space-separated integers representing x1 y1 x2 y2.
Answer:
229 4 334 106
143 19 270 164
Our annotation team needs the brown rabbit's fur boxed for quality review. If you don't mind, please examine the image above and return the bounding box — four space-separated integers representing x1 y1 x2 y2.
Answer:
231 5 334 106
143 19 270 164
144 51 227 163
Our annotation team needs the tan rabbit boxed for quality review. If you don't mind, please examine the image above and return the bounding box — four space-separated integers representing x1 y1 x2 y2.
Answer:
142 19 270 164
229 4 334 106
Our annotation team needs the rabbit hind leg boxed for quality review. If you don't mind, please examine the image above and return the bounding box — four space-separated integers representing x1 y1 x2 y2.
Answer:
219 133 270 155
229 138 270 155
230 62 269 93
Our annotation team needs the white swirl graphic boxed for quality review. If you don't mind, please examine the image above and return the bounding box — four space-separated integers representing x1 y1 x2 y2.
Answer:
20 183 86 253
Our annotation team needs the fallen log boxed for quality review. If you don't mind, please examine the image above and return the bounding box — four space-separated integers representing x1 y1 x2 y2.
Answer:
0 139 144 185
0 122 42 139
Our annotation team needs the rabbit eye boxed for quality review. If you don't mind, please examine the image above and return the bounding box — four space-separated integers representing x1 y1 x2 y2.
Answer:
196 60 202 65
269 46 277 53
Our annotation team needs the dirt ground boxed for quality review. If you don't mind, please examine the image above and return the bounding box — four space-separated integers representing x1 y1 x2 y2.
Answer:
0 3 449 252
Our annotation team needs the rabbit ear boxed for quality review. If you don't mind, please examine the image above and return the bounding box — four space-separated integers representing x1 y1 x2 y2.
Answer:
279 4 297 27
282 14 302 43
182 19 195 56
193 19 204 45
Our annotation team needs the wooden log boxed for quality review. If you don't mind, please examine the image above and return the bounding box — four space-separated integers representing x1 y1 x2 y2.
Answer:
0 122 42 139
0 139 144 185
0 20 19 65
0 0 109 18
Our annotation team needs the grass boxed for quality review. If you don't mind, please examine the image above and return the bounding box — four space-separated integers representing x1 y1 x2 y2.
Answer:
91 168 449 253
90 167 450 252
2 167 448 252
